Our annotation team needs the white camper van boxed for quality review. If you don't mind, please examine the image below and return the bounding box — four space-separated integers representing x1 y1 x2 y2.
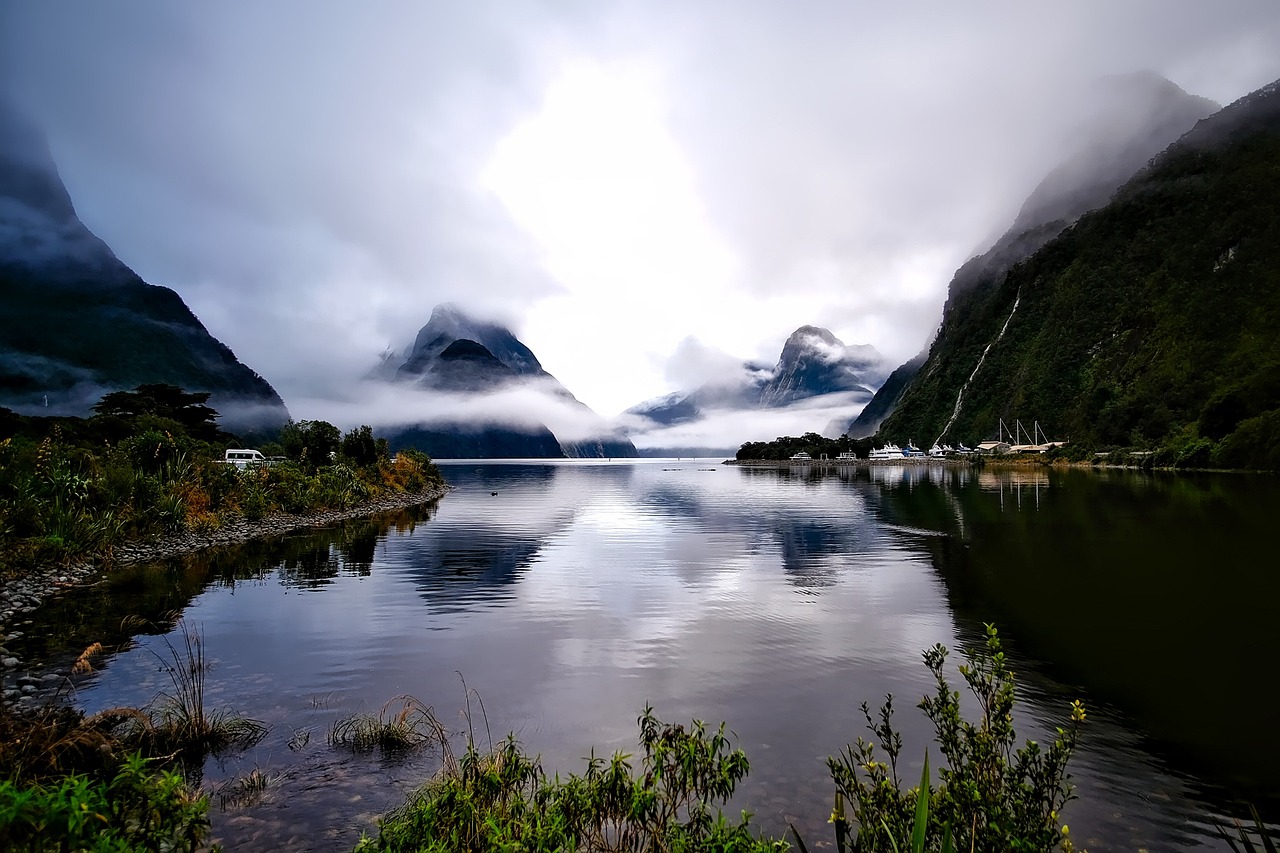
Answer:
221 449 267 470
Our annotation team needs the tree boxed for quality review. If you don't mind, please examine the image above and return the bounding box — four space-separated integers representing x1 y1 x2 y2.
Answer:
278 419 342 469
341 425 386 468
91 384 221 440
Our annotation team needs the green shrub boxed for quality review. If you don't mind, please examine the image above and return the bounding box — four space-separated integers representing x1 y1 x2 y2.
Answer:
357 706 786 853
825 625 1085 852
0 753 212 852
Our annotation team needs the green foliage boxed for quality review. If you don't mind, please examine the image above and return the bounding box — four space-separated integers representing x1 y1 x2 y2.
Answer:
92 383 222 441
279 419 343 470
0 395 445 578
877 100 1280 468
824 625 1084 852
0 753 212 852
738 433 875 461
342 424 388 468
357 705 787 853
1212 407 1280 471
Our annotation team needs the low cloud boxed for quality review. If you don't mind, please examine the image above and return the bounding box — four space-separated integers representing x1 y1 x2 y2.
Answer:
663 336 752 390
290 378 625 444
620 392 867 452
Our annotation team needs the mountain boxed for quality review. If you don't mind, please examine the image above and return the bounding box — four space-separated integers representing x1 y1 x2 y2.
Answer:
852 72 1217 439
628 325 889 428
875 76 1280 469
0 98 289 434
758 326 887 406
377 303 637 458
847 350 927 438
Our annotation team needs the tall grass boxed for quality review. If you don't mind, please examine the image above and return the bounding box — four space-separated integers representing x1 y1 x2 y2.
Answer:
142 622 267 756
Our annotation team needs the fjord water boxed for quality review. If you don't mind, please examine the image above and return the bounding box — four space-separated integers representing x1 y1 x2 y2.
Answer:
46 461 1277 850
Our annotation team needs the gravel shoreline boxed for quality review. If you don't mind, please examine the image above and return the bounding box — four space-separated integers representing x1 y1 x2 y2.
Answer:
0 484 450 707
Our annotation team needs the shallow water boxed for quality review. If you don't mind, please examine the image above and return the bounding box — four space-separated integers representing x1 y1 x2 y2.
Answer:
27 460 1278 850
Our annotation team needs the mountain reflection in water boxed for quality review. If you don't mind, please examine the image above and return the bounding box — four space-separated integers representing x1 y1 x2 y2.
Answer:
25 460 1272 852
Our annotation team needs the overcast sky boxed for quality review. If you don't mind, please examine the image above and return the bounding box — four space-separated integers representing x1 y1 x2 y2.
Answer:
4 1 1280 419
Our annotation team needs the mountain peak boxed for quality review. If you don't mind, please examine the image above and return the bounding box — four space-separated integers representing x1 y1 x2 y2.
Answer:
1007 73 1217 237
761 326 886 407
399 304 544 379
0 97 138 284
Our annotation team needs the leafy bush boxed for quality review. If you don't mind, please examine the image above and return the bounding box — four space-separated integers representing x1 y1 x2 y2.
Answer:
825 625 1085 852
0 753 212 852
357 705 786 853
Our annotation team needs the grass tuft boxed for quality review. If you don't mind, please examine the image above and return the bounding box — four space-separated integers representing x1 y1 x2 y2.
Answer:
216 766 283 810
329 695 451 757
141 622 267 756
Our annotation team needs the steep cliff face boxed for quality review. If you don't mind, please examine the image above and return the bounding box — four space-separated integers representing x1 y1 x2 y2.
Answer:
877 77 1280 466
847 351 926 438
758 326 887 407
0 99 289 433
853 73 1217 440
377 303 637 458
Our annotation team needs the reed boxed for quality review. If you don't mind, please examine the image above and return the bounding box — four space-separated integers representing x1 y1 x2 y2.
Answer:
216 766 283 810
1217 806 1280 853
143 622 266 756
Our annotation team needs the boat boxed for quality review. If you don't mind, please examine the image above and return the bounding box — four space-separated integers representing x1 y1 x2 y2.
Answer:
790 451 812 461
869 444 903 460
903 441 925 458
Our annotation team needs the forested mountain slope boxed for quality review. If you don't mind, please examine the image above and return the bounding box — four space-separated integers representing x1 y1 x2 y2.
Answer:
0 98 289 433
878 78 1280 469
851 73 1216 440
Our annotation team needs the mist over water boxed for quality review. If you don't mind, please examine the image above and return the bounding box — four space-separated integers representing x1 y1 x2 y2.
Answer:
26 460 1274 851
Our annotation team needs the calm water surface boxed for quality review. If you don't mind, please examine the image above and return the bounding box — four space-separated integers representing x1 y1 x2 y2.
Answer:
22 460 1278 850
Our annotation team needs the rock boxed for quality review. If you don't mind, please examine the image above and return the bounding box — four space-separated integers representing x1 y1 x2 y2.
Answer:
2 657 19 668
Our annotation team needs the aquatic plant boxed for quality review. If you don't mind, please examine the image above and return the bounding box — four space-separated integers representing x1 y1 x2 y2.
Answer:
140 622 267 757
329 695 452 755
1217 805 1280 853
215 765 284 810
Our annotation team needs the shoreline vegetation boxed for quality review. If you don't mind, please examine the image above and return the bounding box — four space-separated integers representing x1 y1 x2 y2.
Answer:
0 384 449 583
728 430 1274 473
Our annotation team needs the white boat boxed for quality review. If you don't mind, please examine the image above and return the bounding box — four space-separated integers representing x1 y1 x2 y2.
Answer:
869 444 903 460
790 451 812 461
904 441 925 457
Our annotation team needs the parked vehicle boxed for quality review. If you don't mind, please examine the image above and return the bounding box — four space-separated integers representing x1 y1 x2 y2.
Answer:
220 448 268 470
